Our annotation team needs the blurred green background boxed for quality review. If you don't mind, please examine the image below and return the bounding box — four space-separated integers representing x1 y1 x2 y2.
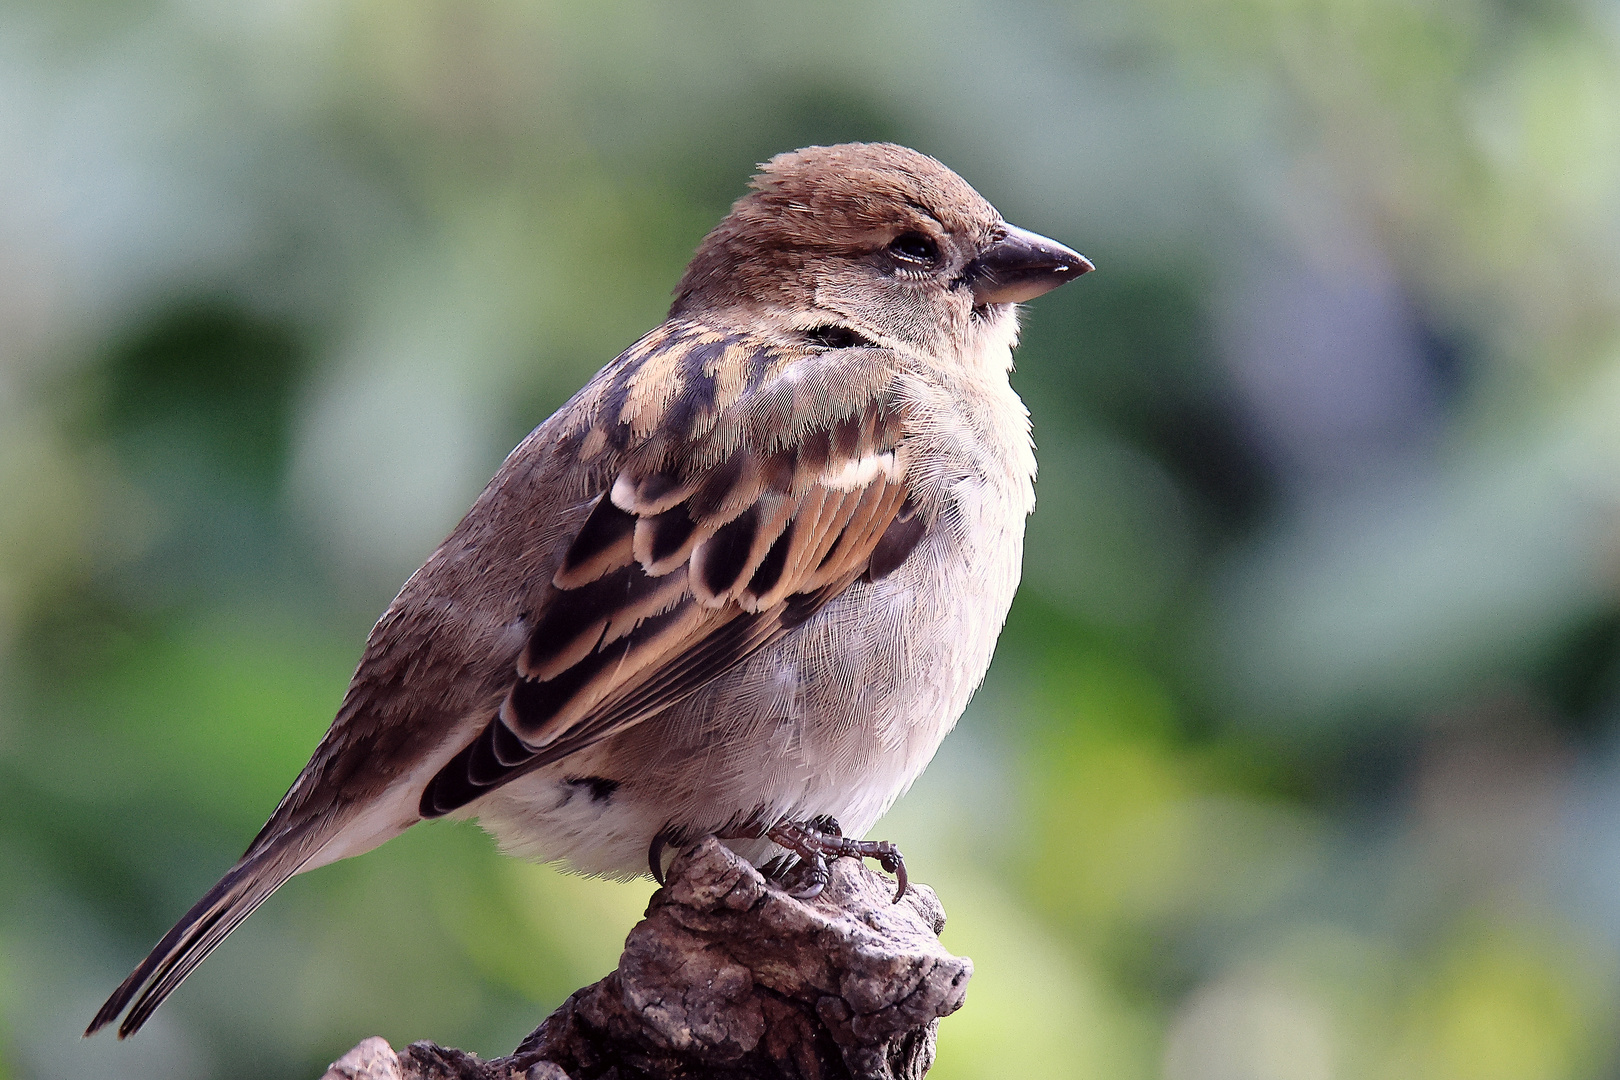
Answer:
4 0 1620 1077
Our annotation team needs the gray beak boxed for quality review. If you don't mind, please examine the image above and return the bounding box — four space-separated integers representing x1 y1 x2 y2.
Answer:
965 224 1093 306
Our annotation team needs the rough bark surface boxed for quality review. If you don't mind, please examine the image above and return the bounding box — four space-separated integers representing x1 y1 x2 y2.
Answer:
319 837 971 1080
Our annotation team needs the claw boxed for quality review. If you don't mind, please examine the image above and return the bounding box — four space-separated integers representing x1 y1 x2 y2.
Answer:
648 830 670 886
790 878 827 900
886 852 908 903
784 853 831 899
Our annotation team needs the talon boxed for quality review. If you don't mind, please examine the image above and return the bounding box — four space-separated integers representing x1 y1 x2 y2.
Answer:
889 855 908 903
648 830 670 886
786 855 830 899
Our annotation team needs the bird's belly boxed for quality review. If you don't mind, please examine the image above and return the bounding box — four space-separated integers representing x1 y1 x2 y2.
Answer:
474 478 1028 879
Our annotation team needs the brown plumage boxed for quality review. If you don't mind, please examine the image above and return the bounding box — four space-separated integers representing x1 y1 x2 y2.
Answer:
88 143 1090 1039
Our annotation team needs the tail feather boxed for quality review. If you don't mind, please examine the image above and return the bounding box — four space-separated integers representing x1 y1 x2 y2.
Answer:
86 833 314 1039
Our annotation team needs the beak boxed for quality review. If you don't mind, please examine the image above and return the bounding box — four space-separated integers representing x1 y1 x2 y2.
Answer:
965 224 1093 306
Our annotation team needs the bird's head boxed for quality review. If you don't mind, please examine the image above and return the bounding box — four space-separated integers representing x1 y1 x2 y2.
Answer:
671 143 1091 360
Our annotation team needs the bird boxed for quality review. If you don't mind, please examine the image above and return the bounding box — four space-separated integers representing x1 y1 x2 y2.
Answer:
87 142 1091 1039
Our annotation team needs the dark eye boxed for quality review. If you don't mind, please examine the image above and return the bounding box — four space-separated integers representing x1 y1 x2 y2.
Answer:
803 324 873 349
888 232 939 265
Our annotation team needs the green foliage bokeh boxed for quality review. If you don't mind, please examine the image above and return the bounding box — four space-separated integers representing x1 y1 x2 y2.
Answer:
3 1 1620 1077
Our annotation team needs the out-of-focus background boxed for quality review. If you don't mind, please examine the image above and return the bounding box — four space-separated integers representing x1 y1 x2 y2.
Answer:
4 0 1620 1076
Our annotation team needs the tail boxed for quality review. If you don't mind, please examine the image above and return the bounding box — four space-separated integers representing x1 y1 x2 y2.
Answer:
86 825 317 1039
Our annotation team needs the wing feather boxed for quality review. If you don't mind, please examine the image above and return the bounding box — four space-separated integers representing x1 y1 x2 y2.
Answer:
420 322 925 817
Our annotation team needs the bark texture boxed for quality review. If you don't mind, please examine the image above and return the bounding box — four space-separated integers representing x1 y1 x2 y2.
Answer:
319 837 971 1080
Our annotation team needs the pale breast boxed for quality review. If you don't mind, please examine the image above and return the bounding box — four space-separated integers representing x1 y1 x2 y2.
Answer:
473 359 1036 877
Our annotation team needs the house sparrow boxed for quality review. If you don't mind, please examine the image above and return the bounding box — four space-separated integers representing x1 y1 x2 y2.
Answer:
89 142 1090 1038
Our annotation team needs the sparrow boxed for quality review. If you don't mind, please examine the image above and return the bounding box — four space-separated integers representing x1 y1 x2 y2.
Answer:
88 142 1091 1039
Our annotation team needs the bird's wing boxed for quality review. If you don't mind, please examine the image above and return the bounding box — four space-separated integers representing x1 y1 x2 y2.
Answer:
86 319 931 1040
420 319 928 815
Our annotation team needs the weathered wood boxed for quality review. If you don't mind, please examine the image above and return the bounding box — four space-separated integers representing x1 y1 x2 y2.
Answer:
320 837 970 1080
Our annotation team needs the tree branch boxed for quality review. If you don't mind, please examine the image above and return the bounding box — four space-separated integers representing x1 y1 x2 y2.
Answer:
320 837 971 1080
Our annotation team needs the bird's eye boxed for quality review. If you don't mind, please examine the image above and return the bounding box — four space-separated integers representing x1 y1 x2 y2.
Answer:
804 325 873 349
888 232 939 265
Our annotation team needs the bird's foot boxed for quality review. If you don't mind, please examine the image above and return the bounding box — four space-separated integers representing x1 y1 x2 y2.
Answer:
766 817 908 903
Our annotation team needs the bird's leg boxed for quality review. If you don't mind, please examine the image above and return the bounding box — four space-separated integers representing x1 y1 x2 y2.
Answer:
766 818 909 903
